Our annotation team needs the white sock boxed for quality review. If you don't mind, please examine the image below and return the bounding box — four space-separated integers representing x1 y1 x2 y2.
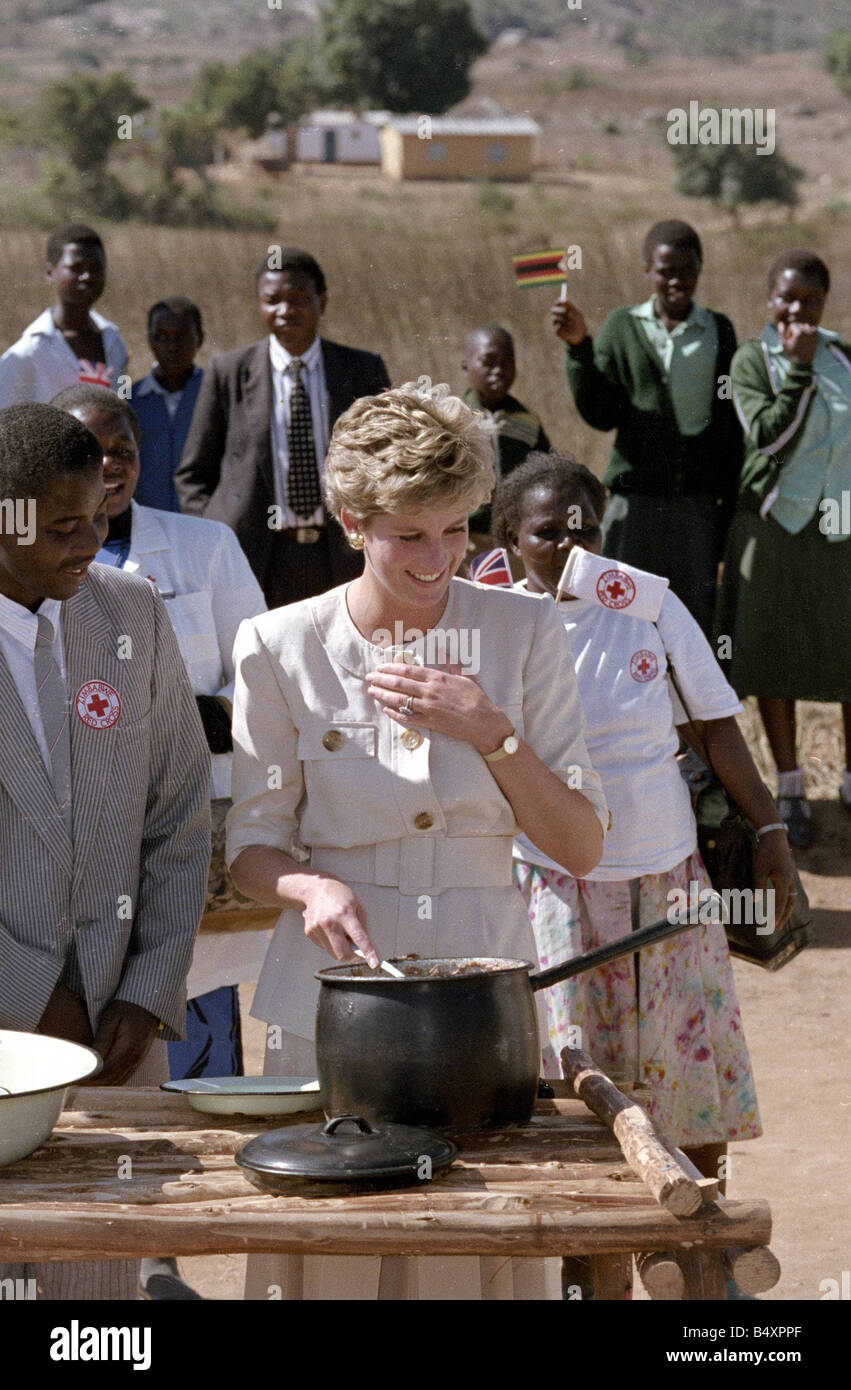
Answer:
776 768 805 798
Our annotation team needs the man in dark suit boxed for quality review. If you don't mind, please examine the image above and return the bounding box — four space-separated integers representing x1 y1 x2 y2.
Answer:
175 247 390 607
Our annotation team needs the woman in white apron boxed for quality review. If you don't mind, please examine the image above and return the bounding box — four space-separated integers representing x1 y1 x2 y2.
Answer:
227 381 609 1301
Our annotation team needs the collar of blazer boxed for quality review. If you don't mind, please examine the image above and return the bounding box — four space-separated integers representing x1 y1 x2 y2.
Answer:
252 336 360 425
124 498 169 560
235 336 366 496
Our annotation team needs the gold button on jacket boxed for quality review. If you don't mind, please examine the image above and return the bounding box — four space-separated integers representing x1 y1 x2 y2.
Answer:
322 729 344 751
401 729 424 751
413 811 434 830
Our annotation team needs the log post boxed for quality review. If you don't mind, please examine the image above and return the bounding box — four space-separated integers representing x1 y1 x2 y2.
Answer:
635 1250 686 1300
661 1139 781 1295
561 1047 703 1216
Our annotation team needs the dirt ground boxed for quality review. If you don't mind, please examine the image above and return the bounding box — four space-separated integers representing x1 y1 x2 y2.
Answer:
178 771 850 1302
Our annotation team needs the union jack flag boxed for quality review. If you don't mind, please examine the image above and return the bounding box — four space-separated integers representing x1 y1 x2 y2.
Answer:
470 547 513 587
77 360 114 388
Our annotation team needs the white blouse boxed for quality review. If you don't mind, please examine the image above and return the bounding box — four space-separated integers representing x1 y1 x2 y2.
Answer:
515 585 742 879
227 579 608 1038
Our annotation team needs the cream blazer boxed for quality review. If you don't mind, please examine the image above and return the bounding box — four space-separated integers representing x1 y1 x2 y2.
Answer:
226 579 608 1039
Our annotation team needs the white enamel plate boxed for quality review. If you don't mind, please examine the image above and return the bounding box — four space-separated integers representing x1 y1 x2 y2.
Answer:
161 1076 324 1117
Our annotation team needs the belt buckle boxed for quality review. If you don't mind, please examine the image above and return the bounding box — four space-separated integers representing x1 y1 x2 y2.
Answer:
295 527 321 544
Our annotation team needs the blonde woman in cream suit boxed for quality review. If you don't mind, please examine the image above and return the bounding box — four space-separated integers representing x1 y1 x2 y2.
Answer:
227 383 608 1302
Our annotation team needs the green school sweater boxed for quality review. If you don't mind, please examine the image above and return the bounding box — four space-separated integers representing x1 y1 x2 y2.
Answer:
564 306 743 508
731 329 851 532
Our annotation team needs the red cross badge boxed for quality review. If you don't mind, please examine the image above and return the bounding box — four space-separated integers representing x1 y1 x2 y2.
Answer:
75 680 121 729
596 569 636 610
629 649 658 683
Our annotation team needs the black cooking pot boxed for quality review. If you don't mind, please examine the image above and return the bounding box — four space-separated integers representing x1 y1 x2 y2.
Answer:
315 913 698 1131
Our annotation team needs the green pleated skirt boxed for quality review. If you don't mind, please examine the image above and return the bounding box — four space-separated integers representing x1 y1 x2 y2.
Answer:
715 507 851 701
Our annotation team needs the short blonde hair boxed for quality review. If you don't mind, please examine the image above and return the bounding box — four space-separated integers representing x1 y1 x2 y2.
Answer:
323 381 495 526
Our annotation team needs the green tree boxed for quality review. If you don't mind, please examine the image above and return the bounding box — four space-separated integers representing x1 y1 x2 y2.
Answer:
317 0 488 113
157 106 219 179
38 71 149 173
193 43 317 138
824 31 851 98
669 137 803 222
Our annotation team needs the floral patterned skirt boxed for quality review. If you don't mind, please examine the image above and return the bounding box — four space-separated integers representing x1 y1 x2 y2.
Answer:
513 852 761 1148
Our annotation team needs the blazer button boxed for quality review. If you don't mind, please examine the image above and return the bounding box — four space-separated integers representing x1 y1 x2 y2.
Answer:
401 729 424 751
414 811 434 830
322 730 344 751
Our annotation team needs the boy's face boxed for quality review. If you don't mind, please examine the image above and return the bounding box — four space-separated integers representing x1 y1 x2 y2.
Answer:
509 483 602 598
768 268 826 331
69 406 140 521
0 468 107 610
148 309 202 376
257 270 326 356
645 244 701 321
463 332 516 409
46 241 106 309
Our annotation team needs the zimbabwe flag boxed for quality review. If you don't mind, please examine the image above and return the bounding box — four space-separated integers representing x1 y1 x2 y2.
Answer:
512 249 567 289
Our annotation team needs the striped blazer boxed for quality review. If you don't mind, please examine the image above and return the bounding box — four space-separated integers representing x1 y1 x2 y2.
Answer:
0 565 211 1037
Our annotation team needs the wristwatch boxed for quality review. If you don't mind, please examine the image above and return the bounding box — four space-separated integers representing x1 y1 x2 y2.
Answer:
483 727 520 763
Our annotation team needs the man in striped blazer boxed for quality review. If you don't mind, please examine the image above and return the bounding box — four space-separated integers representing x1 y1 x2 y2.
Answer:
0 403 210 1298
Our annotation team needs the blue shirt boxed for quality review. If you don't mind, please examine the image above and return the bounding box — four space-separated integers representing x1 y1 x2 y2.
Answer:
130 366 203 512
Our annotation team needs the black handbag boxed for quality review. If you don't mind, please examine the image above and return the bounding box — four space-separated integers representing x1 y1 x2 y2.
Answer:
667 663 811 970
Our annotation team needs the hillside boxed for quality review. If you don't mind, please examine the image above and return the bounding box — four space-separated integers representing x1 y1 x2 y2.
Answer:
1 0 848 117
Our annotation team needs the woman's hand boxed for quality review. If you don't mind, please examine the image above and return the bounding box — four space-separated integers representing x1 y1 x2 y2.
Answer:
754 830 798 931
302 875 379 966
366 663 511 755
550 298 589 346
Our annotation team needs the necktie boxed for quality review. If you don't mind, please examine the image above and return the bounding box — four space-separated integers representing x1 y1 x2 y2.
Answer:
34 614 73 839
285 359 323 517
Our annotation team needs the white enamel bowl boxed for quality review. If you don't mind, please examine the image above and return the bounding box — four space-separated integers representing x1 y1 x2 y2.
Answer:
0 1030 101 1166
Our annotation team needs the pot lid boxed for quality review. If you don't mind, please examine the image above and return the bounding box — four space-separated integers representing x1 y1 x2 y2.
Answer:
236 1115 458 1182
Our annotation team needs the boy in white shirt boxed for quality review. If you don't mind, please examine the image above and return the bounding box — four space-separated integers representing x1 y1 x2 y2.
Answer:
0 223 128 408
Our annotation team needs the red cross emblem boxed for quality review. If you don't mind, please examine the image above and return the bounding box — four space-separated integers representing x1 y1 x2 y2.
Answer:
75 680 121 729
596 569 636 610
629 649 659 683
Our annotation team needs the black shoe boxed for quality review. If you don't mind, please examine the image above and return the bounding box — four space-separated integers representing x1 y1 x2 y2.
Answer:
778 795 813 848
139 1259 203 1300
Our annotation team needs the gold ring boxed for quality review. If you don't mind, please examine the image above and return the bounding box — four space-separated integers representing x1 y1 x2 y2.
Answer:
401 695 415 716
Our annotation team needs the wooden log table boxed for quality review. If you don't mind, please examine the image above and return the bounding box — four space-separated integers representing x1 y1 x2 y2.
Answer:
0 1083 771 1299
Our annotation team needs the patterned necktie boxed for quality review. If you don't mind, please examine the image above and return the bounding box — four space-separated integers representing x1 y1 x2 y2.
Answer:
285 359 322 517
34 613 73 839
